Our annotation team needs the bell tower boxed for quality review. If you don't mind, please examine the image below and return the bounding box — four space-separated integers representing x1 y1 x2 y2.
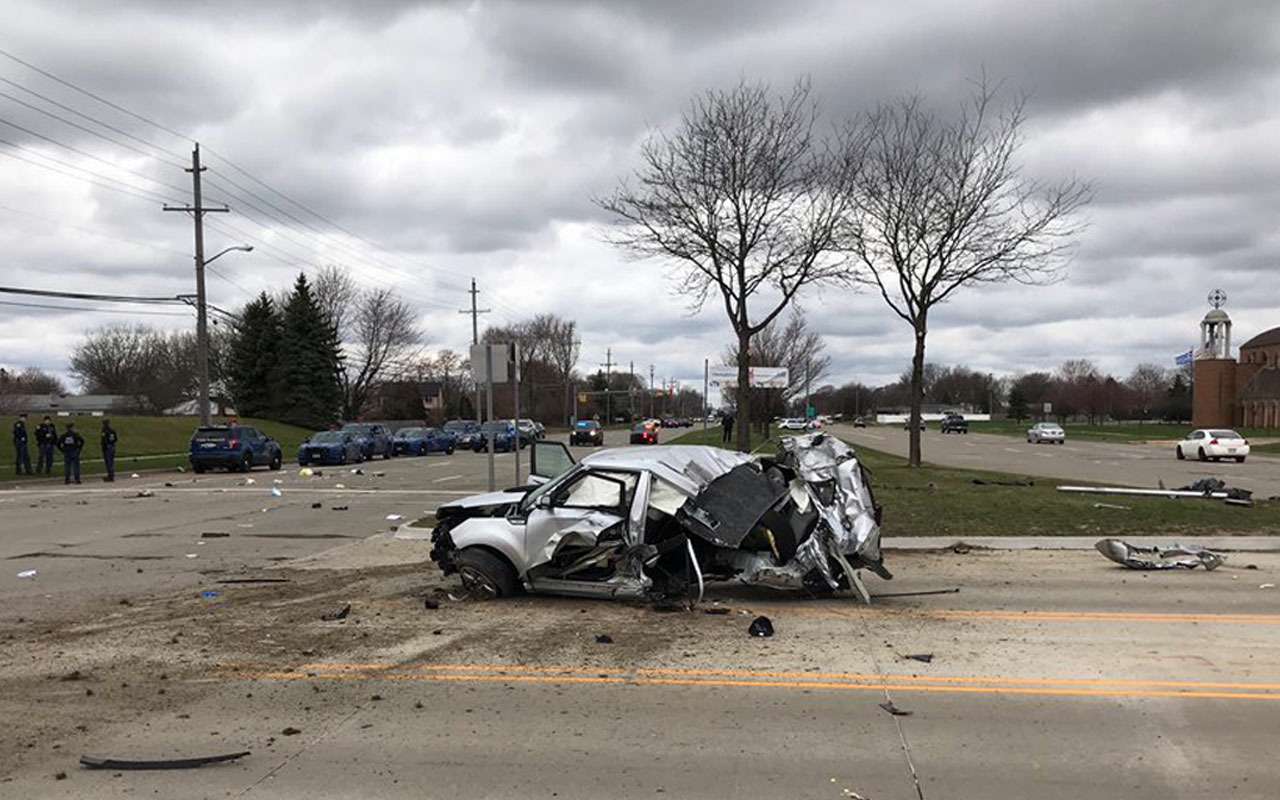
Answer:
1192 289 1238 427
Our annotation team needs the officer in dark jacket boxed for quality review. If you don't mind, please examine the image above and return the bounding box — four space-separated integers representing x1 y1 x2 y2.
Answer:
35 416 57 475
100 419 118 482
56 422 85 484
12 413 32 475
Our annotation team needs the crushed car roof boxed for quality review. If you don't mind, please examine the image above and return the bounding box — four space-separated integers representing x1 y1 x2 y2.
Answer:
578 445 755 497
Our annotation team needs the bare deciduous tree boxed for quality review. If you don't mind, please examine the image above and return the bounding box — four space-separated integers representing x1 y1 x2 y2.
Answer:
599 79 857 452
539 316 580 424
842 81 1091 465
722 306 830 418
341 288 421 418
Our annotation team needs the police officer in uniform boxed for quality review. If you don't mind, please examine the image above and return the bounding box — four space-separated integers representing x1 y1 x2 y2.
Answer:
101 418 118 482
35 415 57 475
57 422 85 484
12 413 32 475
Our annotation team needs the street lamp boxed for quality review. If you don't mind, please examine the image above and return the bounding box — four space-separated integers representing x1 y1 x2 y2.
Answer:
194 244 253 425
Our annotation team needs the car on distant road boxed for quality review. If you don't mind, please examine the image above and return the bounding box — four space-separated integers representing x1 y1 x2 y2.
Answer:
393 427 456 456
570 419 605 447
851 416 869 428
1026 422 1065 444
476 420 521 452
443 420 483 450
341 423 394 460
778 418 811 431
940 414 969 434
629 421 659 444
902 419 927 431
1176 429 1249 462
297 430 363 466
189 424 283 473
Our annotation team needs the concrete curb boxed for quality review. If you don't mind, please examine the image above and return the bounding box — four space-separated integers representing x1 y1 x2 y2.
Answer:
884 535 1280 552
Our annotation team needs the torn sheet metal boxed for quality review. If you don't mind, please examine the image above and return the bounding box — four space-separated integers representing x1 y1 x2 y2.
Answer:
1095 538 1225 571
80 751 251 770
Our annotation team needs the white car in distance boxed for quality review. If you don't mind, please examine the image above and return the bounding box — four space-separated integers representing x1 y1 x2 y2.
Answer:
777 418 811 431
1176 429 1250 463
1026 422 1065 444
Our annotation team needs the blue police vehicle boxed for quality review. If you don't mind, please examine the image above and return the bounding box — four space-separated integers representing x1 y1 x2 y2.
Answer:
475 420 521 453
189 425 283 474
392 427 456 456
297 430 364 466
340 423 394 460
443 419 483 450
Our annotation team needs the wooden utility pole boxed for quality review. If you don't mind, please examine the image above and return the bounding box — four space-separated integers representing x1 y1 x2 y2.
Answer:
164 143 227 426
458 278 490 421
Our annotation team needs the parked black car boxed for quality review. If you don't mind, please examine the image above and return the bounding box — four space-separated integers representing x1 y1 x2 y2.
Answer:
570 419 604 446
940 414 969 434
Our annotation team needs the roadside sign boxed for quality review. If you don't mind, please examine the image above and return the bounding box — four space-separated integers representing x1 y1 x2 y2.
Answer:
469 344 511 384
806 405 817 419
708 365 789 389
1042 402 1052 414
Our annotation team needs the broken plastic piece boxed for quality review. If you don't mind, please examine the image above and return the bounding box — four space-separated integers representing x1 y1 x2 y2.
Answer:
748 616 774 637
298 468 314 478
79 751 250 770
321 604 351 621
878 700 912 717
902 653 933 663
1095 539 1224 571
201 591 220 599
16 569 37 579
385 514 403 521
201 532 230 538
594 633 613 643
270 487 282 497
136 489 154 498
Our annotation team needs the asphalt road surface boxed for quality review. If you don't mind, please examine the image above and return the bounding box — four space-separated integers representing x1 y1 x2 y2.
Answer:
835 424 1280 496
2 425 1278 798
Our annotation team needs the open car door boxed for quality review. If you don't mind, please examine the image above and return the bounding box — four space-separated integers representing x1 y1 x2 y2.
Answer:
530 440 575 484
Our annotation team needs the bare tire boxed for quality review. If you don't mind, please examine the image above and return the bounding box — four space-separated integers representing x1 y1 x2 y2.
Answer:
1198 447 1208 462
193 464 206 474
1236 456 1246 463
455 548 518 599
1176 446 1184 460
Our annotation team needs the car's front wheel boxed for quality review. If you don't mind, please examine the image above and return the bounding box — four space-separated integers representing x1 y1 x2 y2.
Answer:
269 453 282 471
1176 446 1184 460
240 452 253 472
1237 456 1246 463
455 548 518 599
1198 447 1208 462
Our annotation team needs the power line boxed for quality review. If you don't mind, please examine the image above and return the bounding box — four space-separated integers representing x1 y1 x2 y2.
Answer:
0 298 192 317
0 285 183 304
0 88 187 167
0 144 175 204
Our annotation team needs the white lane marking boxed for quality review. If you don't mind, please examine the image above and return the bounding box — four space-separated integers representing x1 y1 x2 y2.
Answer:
432 475 463 484
963 441 976 447
858 432 887 441
1003 448 1022 454
0 487 472 497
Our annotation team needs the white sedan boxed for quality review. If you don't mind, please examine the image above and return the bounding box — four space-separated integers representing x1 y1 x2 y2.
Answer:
1176 429 1250 463
1026 422 1065 444
777 418 812 431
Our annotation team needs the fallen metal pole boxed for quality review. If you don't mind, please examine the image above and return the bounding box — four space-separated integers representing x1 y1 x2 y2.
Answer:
1057 485 1229 499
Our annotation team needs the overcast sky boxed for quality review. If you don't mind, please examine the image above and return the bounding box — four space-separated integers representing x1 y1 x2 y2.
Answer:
3 0 1279 395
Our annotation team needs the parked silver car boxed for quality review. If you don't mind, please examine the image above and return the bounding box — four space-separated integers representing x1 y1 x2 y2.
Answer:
428 435 889 603
1027 422 1065 444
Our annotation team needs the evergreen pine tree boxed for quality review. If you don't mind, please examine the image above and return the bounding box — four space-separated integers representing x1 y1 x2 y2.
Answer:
276 274 344 428
225 293 281 418
1007 385 1028 421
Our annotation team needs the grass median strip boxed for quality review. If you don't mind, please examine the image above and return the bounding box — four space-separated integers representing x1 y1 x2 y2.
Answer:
668 427 1280 536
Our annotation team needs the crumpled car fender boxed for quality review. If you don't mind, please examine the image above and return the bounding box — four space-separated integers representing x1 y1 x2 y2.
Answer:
445 516 529 575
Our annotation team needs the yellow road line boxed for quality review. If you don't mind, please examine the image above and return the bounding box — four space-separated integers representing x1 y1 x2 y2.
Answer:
764 606 1280 625
226 668 1280 702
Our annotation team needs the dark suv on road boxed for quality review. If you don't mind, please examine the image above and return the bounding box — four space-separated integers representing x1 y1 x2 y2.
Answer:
940 414 969 434
189 425 283 473
341 423 394 460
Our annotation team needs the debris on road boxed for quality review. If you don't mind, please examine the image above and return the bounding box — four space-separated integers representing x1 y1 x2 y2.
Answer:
243 478 255 486
334 483 346 489
1060 480 1252 505
281 727 302 736
878 700 913 717
1261 583 1276 590
704 607 731 615
1092 502 1131 510
270 487 283 498
311 502 322 509
423 597 439 610
594 633 614 643
972 477 1033 487
1095 539 1225 571
184 553 198 559
201 591 220 599
200 532 230 538
130 473 140 478
215 577 291 585
79 751 251 770
331 505 349 511
350 468 364 475
385 514 403 521
748 616 774 637
17 569 37 579
902 653 934 663
873 587 960 599
298 468 315 478
321 604 351 621
135 489 154 498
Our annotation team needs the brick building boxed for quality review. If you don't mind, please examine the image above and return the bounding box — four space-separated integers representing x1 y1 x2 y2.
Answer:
1191 303 1280 428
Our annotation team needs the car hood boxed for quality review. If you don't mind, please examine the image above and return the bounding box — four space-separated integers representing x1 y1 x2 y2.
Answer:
441 488 528 511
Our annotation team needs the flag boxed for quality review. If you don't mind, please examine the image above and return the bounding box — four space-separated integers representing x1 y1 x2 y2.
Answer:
1174 350 1193 367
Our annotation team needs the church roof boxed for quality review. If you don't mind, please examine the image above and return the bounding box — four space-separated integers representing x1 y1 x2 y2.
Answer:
1240 367 1280 401
1240 326 1280 350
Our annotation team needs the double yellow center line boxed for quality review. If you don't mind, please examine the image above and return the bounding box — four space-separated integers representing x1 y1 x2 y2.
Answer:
225 662 1280 702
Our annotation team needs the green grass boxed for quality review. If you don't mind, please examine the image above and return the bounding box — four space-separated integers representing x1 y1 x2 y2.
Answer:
965 419 1274 443
1253 442 1280 455
668 427 1280 537
1 415 316 480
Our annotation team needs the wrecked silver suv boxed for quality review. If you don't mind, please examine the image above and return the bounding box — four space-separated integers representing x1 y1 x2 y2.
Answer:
428 434 890 603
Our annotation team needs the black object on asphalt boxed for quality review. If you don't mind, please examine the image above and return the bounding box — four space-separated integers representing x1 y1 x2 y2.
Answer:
903 653 934 663
879 701 913 717
321 604 351 621
748 616 774 637
595 634 613 644
80 751 251 770
423 598 439 610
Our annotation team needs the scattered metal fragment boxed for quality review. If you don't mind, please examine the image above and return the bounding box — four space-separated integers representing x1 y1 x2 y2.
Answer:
1261 583 1276 590
594 633 613 643
1095 539 1225 571
902 654 933 664
280 727 301 736
872 587 960 599
135 489 154 498
200 591 220 599
320 604 351 621
200 532 230 539
971 477 1033 487
79 751 250 770
1092 502 1131 510
878 700 912 717
704 607 731 615
331 506 349 511
17 569 37 579
748 616 774 637
423 597 439 610
215 577 291 584
310 502 322 509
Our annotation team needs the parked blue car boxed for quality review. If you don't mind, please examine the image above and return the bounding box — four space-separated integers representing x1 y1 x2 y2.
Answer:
443 419 483 450
298 430 364 466
393 427 456 456
341 423 394 460
475 420 521 453
189 425 283 474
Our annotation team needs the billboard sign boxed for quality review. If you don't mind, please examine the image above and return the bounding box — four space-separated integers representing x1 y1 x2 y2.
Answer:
708 366 789 389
